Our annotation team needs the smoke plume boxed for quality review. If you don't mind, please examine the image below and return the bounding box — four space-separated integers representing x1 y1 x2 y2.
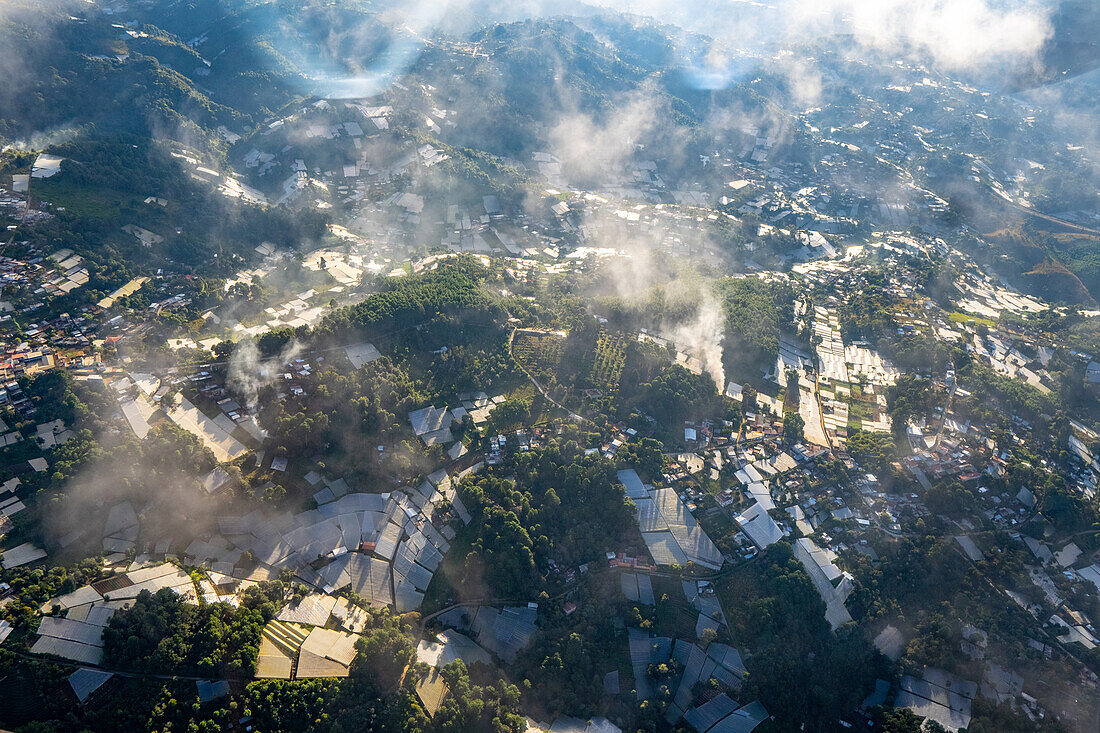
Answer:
668 286 727 391
227 337 304 412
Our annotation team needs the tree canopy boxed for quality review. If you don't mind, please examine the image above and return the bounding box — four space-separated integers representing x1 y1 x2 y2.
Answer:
103 587 266 677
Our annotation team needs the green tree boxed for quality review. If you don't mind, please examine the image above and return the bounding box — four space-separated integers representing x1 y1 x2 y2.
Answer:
783 412 805 442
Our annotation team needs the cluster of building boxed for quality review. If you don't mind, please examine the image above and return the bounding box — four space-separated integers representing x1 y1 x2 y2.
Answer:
621 469 723 571
627 626 765 732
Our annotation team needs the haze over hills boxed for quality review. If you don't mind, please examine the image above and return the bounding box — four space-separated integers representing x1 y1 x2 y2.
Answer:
0 2 1099 733
4 0 1098 300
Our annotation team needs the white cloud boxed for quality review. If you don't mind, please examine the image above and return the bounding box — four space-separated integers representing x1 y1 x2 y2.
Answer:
591 0 1054 75
789 0 1053 72
548 89 662 186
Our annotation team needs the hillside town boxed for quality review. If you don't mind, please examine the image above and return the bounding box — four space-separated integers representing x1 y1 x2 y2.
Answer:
2 1 1100 732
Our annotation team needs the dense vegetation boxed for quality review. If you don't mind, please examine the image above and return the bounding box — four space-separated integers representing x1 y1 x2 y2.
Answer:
886 375 943 438
839 272 899 344
718 277 796 379
624 363 725 444
717 543 882 732
311 264 520 393
954 361 1061 434
845 430 896 473
317 267 493 341
450 440 642 600
259 356 430 485
103 588 266 677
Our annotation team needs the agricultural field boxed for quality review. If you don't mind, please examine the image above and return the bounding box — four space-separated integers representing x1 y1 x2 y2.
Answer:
512 330 565 383
587 330 629 396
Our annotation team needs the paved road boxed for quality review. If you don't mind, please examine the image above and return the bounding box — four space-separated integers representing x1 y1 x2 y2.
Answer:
1000 198 1100 238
